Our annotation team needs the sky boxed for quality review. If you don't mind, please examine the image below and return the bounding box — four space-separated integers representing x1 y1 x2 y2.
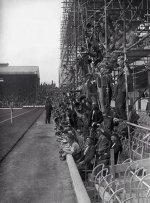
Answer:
0 0 62 86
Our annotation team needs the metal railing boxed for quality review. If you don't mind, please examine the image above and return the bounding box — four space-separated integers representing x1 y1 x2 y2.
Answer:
92 160 150 203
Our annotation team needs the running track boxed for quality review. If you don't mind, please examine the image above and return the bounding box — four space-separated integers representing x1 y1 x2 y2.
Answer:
0 108 44 162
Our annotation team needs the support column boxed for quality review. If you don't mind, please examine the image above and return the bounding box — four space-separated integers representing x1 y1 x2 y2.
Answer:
148 70 150 104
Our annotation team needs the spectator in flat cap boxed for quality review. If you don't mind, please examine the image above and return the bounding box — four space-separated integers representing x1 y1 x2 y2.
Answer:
79 94 86 102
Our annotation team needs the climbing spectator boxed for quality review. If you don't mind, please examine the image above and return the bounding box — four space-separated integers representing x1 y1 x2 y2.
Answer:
114 56 127 120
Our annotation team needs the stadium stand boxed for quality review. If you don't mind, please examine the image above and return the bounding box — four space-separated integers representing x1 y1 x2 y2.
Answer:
0 66 39 107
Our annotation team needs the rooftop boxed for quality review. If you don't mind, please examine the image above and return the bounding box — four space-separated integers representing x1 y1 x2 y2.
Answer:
0 66 40 77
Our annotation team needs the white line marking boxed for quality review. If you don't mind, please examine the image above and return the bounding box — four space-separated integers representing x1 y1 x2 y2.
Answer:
0 109 36 124
0 108 23 118
0 108 22 110
0 110 24 119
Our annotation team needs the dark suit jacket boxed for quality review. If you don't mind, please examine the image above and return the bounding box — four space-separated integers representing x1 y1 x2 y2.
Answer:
79 145 95 165
100 130 122 164
97 136 110 155
45 102 52 114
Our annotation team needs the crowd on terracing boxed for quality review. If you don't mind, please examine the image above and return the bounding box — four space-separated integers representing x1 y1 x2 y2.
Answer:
0 82 60 108
0 95 40 108
53 88 140 180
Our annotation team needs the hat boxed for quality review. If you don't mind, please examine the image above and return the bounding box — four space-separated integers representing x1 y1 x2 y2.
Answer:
88 58 92 64
86 22 92 28
79 95 86 102
74 101 80 107
129 20 142 31
59 125 64 131
117 55 124 61
112 132 119 138
85 73 93 77
86 136 95 143
67 131 75 140
62 127 71 133
116 19 129 26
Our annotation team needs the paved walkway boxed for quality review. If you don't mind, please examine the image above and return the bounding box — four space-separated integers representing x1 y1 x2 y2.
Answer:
0 112 76 203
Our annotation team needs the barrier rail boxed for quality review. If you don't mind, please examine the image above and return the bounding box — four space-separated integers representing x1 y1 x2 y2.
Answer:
126 122 150 132
66 154 91 203
119 121 150 160
23 105 45 108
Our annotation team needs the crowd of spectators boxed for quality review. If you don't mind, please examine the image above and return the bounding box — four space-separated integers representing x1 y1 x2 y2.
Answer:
54 13 147 179
0 82 60 108
53 90 139 181
0 95 27 108
0 95 38 108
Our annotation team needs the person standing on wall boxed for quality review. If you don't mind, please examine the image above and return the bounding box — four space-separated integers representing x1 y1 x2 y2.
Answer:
45 97 53 124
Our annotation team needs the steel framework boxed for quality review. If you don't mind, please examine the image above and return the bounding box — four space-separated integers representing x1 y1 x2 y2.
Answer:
60 0 150 88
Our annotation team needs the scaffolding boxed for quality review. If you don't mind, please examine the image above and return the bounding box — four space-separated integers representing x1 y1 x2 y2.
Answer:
60 0 150 90
60 1 150 201
60 0 150 151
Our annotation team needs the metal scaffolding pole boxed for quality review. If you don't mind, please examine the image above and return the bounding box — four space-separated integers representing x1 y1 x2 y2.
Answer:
123 0 131 158
74 0 77 89
104 0 108 57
